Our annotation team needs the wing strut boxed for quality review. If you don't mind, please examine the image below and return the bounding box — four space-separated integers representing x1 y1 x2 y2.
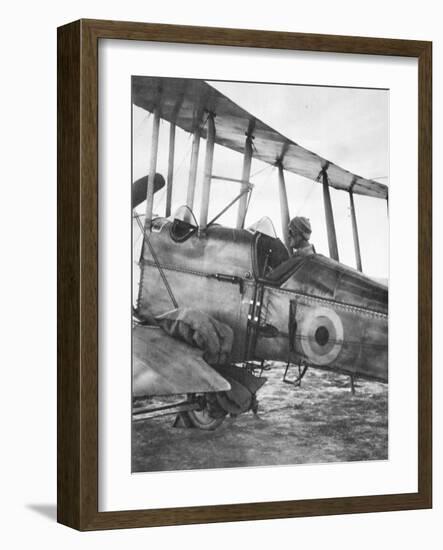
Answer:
349 188 363 271
166 122 176 217
199 113 216 233
166 90 186 217
277 163 291 250
145 105 160 230
236 122 254 229
322 168 339 261
185 126 201 221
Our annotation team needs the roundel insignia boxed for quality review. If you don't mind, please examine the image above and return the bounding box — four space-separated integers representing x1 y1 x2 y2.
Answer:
298 306 344 366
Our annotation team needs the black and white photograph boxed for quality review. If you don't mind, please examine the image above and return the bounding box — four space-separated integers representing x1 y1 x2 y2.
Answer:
1 0 437 541
131 76 389 473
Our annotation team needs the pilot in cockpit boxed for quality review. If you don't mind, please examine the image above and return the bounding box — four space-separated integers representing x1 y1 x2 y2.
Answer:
265 216 316 283
288 216 316 256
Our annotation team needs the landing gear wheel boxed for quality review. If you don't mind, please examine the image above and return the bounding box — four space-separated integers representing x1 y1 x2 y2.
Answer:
182 394 227 430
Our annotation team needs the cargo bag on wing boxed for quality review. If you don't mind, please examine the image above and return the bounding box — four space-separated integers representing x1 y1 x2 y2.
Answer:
156 308 266 413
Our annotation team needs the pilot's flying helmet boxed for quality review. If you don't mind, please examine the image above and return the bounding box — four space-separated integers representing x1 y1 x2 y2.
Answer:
289 216 312 240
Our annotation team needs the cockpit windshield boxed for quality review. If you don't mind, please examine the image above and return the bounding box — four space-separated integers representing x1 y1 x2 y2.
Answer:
246 217 278 238
171 205 198 225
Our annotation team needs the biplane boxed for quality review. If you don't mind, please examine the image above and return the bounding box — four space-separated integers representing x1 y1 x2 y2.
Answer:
132 77 388 430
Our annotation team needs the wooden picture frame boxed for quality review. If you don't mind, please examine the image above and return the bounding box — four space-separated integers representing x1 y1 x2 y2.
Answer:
57 19 432 530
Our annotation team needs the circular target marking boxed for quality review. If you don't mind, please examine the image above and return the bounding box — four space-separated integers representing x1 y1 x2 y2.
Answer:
315 325 330 346
299 306 344 365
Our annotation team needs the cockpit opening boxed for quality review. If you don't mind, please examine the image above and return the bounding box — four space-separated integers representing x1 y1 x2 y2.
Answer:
169 205 198 242
253 231 290 279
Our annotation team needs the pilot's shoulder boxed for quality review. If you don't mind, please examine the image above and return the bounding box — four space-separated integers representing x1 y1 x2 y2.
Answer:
295 244 316 257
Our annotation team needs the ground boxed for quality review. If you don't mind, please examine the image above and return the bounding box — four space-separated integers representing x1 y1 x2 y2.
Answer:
132 364 388 473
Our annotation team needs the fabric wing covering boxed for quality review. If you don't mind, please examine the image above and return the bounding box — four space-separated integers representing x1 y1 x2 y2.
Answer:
132 76 388 199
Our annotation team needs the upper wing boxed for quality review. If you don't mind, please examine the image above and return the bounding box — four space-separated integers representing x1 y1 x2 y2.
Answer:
133 76 388 200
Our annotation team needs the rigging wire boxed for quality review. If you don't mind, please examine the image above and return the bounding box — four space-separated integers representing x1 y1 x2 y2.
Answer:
241 164 275 226
294 180 317 216
133 111 151 138
134 213 178 309
250 163 273 179
173 130 194 177
132 215 144 247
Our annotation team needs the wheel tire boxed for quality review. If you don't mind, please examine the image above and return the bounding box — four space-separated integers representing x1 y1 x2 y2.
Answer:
182 394 227 430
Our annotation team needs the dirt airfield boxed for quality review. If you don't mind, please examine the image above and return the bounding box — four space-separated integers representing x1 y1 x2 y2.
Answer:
132 363 388 473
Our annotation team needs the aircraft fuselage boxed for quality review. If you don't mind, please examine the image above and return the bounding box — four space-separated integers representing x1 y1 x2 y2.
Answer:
136 218 388 383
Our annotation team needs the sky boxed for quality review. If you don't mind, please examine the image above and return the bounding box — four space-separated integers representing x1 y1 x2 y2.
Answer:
132 79 389 279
